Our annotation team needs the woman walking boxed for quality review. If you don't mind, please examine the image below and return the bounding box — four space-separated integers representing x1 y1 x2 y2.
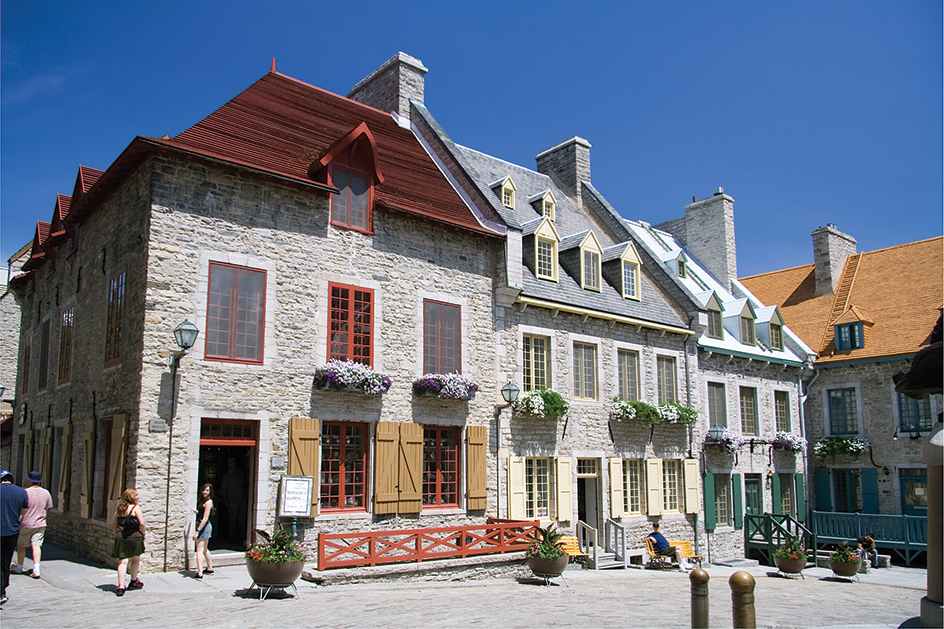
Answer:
113 489 145 597
191 483 215 578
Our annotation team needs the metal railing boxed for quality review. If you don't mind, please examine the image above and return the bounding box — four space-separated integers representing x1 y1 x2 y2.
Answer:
811 511 927 566
576 520 598 569
744 514 816 566
603 518 628 568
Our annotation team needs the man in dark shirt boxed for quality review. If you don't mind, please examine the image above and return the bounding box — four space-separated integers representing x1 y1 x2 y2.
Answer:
644 522 692 572
1 470 30 605
857 532 879 568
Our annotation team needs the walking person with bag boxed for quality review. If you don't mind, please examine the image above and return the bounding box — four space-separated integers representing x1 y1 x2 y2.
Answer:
113 488 146 597
12 471 53 579
191 483 215 579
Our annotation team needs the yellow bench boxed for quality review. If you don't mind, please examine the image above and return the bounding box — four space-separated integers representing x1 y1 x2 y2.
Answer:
644 538 677 569
559 535 589 558
670 540 704 568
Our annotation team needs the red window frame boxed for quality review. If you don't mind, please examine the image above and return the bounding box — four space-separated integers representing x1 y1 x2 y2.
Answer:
329 164 373 233
422 426 460 508
328 283 373 365
423 300 461 374
104 269 125 367
199 419 257 446
320 421 368 512
205 262 266 364
58 306 74 385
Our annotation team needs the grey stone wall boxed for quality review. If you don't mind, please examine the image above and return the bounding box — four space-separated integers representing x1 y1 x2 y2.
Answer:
348 52 427 122
535 138 591 203
811 224 856 297
658 194 737 291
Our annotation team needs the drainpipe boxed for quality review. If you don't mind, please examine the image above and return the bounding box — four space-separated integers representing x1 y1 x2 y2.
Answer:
684 323 699 554
799 364 819 523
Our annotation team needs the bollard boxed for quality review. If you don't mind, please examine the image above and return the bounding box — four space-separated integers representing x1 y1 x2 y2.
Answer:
729 571 756 629
690 568 710 629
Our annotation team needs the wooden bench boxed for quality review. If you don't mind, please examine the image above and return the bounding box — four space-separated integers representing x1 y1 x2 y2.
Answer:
559 535 589 559
670 540 704 568
644 538 677 569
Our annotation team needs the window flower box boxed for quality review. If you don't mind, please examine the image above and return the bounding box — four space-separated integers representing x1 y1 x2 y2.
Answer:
412 373 479 400
704 427 746 453
610 399 698 425
512 388 569 421
772 431 807 452
313 359 392 395
813 436 870 460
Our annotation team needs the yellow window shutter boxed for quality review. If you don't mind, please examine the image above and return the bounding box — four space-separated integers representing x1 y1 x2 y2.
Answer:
288 417 320 517
556 457 573 522
80 419 95 519
466 425 488 511
58 424 73 510
646 458 663 516
684 458 701 514
374 422 400 515
398 423 423 513
609 458 624 518
508 456 525 520
107 415 129 527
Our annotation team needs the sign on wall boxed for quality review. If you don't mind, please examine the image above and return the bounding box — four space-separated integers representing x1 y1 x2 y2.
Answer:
277 475 314 518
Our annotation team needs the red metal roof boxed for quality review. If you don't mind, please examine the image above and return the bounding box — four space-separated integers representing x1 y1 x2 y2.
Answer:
70 165 104 208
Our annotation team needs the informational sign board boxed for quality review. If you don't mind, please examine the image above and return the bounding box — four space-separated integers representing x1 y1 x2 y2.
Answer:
278 475 314 518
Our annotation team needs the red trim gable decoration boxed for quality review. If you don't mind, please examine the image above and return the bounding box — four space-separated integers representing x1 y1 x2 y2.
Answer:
310 122 384 184
23 222 51 271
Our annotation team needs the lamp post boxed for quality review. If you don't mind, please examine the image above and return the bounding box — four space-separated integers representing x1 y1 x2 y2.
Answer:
707 425 725 444
500 381 520 406
495 381 520 518
164 320 199 572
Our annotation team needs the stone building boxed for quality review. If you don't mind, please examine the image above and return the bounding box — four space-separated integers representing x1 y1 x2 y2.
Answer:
741 227 943 517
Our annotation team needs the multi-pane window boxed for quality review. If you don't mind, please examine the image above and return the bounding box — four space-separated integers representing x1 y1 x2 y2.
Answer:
899 393 933 431
320 421 367 511
662 459 681 512
622 459 644 515
828 388 858 434
328 284 373 365
707 309 723 339
656 356 677 404
205 263 265 363
775 391 791 432
714 474 731 527
536 239 556 280
423 427 459 507
740 387 758 436
622 262 639 299
577 459 597 476
708 382 727 427
58 306 74 384
423 301 461 374
770 324 783 350
331 165 370 231
523 335 550 391
677 259 686 278
502 185 514 208
525 458 550 518
582 250 600 291
617 349 639 401
779 474 794 516
572 342 597 400
740 316 755 345
835 323 864 350
543 199 555 220
834 469 860 512
38 320 50 390
104 270 125 366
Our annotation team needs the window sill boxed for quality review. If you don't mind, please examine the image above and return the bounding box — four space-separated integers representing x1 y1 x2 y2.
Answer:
315 511 373 522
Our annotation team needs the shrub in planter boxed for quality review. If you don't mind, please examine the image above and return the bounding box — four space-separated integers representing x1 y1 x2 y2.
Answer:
813 436 870 460
313 359 392 394
828 541 862 577
513 388 570 420
773 537 809 574
772 431 807 452
525 523 569 577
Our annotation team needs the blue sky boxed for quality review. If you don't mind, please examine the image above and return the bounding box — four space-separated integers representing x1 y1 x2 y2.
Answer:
2 1 941 277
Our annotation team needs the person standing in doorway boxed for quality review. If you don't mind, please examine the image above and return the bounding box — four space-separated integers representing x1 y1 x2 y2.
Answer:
12 471 52 579
112 488 146 597
1 471 29 605
220 458 246 545
191 483 215 579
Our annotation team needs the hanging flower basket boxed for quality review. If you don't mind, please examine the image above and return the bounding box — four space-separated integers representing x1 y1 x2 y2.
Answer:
704 428 746 453
772 431 807 452
313 359 392 394
512 388 569 421
610 398 698 425
412 373 479 400
813 436 870 460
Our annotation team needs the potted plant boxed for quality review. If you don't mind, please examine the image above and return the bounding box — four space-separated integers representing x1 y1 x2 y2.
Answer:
245 529 308 587
772 431 807 452
813 436 870 461
827 541 862 577
658 402 699 425
412 373 479 399
610 398 662 424
513 388 570 421
525 522 569 577
313 359 392 394
773 537 809 575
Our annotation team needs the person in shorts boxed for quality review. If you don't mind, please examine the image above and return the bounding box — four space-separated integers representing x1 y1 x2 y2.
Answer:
12 471 52 579
1 470 29 605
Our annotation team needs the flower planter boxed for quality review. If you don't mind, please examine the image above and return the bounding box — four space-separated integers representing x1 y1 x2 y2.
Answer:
246 557 306 587
775 556 807 575
527 555 569 577
828 560 862 577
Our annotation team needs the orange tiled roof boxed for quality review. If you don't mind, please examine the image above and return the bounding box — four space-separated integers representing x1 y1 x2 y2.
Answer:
741 236 943 364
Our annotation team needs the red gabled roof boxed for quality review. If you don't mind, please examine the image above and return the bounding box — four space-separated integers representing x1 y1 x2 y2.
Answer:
70 165 104 208
22 221 51 271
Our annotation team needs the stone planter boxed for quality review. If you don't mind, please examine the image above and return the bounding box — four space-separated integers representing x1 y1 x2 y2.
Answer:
828 560 862 577
246 558 306 587
774 555 807 574
526 555 569 577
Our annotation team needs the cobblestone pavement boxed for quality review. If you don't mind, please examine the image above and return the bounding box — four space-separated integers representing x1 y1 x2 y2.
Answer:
0 547 926 628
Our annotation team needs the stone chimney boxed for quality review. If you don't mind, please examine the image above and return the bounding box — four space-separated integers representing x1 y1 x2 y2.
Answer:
535 137 591 205
812 224 856 296
662 189 737 290
347 52 427 123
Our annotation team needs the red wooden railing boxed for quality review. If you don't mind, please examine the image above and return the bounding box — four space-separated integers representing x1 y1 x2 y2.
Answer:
317 519 539 570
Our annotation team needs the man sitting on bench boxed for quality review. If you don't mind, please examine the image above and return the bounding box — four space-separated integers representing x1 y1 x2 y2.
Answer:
644 522 692 573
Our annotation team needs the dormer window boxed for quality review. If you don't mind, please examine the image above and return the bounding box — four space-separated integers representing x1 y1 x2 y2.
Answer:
835 322 864 350
770 323 783 350
496 177 516 209
707 309 723 339
622 262 638 299
331 165 371 231
677 259 686 278
740 316 756 345
537 238 557 281
579 232 603 292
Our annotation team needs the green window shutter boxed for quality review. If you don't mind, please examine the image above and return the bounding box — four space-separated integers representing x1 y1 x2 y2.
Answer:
795 473 806 522
861 468 879 514
814 468 831 511
771 473 782 514
732 474 743 529
703 473 716 530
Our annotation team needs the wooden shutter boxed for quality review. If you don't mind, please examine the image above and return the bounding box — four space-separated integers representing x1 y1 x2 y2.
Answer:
24 429 34 475
466 426 488 511
771 473 782 514
556 457 573 521
813 468 831 512
609 458 624 518
80 419 95 518
398 423 423 513
288 417 320 517
861 468 879 514
373 422 399 515
508 456 525 520
683 458 700 514
646 458 663 516
58 424 73 511
732 474 743 529
106 415 129 526
40 427 53 485
703 473 716 530
794 473 806 522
